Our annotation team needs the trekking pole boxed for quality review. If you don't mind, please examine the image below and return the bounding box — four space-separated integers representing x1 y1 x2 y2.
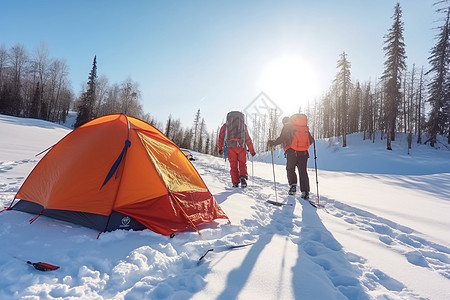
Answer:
251 154 254 187
270 146 278 202
313 141 320 206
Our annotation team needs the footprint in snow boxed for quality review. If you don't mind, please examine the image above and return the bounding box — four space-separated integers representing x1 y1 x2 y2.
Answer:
326 198 450 279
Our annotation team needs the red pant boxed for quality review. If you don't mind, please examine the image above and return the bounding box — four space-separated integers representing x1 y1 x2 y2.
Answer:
227 147 248 184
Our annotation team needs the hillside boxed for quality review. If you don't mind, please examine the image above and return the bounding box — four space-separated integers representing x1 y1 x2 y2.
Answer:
0 114 449 300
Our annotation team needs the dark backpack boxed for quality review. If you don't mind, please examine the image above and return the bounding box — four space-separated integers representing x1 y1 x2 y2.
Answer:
225 111 246 148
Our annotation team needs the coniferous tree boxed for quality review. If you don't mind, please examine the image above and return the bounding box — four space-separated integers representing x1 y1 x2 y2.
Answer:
375 80 385 142
381 3 407 150
321 92 333 138
165 114 172 138
192 109 201 151
417 67 426 144
214 126 220 156
406 65 416 134
198 118 206 152
204 135 210 154
334 51 352 147
210 129 217 155
349 81 362 134
75 56 97 128
181 128 194 150
400 72 408 133
426 4 450 146
361 83 372 140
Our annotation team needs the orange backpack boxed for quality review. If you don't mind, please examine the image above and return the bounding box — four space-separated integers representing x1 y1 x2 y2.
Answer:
289 114 311 151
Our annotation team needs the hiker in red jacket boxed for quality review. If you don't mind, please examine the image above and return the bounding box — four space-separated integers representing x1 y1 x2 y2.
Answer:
268 113 314 198
218 111 256 188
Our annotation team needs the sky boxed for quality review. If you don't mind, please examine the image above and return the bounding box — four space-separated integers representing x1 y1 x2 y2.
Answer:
0 0 441 130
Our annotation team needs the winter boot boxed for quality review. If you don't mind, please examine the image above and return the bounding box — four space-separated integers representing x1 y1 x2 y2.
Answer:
301 191 309 199
240 176 247 188
288 184 296 195
232 182 240 188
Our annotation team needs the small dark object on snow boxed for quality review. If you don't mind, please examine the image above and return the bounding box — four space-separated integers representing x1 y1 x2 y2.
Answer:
267 200 284 206
198 242 255 262
27 261 60 271
198 249 214 261
266 200 293 207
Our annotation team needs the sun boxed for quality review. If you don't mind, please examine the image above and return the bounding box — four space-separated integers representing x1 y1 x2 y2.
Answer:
258 55 319 114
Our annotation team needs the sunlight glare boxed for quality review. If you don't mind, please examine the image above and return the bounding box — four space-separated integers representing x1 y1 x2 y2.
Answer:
258 55 319 114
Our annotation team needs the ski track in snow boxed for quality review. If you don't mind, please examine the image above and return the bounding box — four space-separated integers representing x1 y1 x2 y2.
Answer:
0 159 36 203
0 159 35 173
194 155 425 299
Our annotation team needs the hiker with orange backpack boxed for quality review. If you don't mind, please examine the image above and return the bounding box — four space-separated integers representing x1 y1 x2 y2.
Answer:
218 111 256 188
268 113 314 198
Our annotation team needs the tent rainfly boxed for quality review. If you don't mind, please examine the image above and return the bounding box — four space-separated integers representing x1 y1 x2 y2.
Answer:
7 114 229 235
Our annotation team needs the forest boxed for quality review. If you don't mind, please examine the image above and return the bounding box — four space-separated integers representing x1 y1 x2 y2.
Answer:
0 2 449 154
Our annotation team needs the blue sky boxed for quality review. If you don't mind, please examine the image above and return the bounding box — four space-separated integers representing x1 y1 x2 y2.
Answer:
0 0 439 130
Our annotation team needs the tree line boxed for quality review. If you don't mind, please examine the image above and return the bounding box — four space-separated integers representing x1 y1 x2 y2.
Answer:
73 56 147 128
218 1 450 153
1 2 448 155
0 43 73 123
308 2 450 150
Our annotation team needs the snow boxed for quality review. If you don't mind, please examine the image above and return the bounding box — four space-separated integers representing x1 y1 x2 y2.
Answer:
1 114 449 300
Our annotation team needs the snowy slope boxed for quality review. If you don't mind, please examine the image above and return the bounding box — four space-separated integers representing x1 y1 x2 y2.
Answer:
0 114 449 300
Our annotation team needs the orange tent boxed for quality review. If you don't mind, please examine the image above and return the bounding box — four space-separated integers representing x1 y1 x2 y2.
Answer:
9 114 229 235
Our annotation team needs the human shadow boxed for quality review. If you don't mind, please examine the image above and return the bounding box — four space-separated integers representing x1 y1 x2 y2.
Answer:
291 196 415 299
291 199 370 299
213 188 245 205
214 188 296 300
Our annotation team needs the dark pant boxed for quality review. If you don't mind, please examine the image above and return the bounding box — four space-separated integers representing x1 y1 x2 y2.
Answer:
286 148 310 193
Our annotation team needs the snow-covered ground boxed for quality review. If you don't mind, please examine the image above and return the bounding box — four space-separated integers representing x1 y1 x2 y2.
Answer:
0 114 449 300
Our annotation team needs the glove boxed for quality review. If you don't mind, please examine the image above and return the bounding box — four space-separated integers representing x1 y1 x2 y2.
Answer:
219 149 223 155
251 152 256 157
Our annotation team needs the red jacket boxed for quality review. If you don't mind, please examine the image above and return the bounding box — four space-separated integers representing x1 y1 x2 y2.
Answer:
218 124 255 155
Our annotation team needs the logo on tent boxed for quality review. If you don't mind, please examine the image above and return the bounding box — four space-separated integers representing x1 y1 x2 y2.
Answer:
120 216 131 228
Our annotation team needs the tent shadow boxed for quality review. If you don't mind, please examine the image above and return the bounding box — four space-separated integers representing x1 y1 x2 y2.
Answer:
213 188 243 205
